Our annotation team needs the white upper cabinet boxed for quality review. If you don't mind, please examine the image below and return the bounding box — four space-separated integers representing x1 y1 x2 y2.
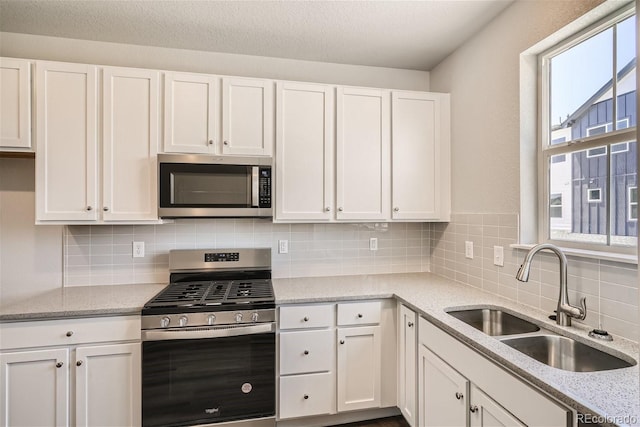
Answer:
391 91 450 221
0 58 31 151
222 77 274 156
163 72 218 154
102 66 159 221
35 61 98 221
275 81 334 221
336 87 390 221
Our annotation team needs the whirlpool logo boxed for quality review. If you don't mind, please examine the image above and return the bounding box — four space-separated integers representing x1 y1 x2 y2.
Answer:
204 407 220 416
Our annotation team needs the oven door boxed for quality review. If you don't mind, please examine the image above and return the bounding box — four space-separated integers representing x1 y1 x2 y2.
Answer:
142 324 275 427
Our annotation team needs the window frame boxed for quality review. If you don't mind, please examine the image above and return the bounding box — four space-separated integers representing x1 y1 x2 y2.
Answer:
629 186 638 221
538 4 637 255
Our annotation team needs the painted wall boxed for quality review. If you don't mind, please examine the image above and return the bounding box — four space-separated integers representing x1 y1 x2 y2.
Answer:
0 32 430 91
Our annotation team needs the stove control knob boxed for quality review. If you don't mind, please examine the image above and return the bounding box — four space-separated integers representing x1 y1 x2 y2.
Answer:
160 317 170 328
207 314 216 325
251 312 259 322
179 316 188 327
235 313 243 323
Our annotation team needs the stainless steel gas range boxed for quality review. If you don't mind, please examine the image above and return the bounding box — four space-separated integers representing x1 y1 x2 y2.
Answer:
141 248 275 427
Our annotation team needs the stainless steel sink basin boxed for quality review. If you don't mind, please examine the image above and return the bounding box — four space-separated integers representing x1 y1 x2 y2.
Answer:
502 335 635 372
448 308 540 336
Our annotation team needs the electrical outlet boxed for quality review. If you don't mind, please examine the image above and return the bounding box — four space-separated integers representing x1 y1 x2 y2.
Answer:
465 241 473 259
278 240 289 254
493 246 504 267
133 241 145 258
369 237 378 251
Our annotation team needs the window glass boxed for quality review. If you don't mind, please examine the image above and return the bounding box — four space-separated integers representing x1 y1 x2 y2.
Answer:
611 141 637 245
616 16 636 131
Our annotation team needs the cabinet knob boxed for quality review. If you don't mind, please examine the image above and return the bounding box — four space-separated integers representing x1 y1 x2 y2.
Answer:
303 350 309 355
469 405 478 413
66 331 74 337
357 313 363 318
303 394 309 400
455 392 463 400
223 140 229 146
394 207 400 212
103 207 109 212
325 207 330 212
208 139 214 145
86 206 92 211
56 362 63 368
408 322 414 327
340 340 345 345
338 207 343 212
303 316 309 322
76 360 83 367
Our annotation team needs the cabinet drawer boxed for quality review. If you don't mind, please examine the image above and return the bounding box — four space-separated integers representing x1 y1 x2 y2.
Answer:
279 372 335 419
337 301 381 326
279 304 333 330
280 329 334 375
0 316 141 350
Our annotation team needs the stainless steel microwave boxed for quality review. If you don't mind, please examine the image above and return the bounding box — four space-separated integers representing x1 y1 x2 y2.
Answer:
158 154 272 218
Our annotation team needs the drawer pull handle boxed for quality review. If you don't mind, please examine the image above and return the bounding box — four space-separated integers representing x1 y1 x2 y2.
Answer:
408 322 414 327
455 392 463 400
56 362 63 368
208 139 214 145
357 313 363 318
303 394 309 400
303 350 309 355
76 361 83 367
340 340 345 345
66 331 74 337
303 317 309 322
470 405 478 413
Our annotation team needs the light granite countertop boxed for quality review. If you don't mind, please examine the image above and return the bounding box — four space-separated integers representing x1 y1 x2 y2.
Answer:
0 284 166 321
273 273 640 427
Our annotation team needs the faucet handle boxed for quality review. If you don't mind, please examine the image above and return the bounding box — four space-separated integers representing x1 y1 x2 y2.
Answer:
578 297 587 320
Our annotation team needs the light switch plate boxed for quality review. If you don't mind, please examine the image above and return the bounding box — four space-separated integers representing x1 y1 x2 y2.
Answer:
465 241 473 259
369 237 378 251
278 240 289 254
494 246 504 267
133 241 145 258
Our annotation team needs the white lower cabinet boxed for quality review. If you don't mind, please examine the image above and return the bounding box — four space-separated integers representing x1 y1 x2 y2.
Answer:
279 372 335 419
398 305 417 427
0 316 141 427
418 317 571 427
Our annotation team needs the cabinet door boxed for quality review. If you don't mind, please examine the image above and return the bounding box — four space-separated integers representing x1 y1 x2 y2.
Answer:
102 67 159 221
391 91 443 220
275 82 334 221
398 305 417 427
164 72 218 153
0 348 69 427
222 77 273 156
75 343 141 427
336 87 390 221
36 61 98 221
0 58 31 150
337 326 381 412
418 344 468 427
469 384 525 427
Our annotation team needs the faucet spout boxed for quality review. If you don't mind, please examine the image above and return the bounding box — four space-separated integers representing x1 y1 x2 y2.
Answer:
515 243 586 326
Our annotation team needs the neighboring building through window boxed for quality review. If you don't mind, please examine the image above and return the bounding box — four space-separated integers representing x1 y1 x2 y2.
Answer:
542 6 636 250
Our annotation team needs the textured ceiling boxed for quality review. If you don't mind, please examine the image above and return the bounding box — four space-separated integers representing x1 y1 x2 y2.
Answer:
0 0 514 71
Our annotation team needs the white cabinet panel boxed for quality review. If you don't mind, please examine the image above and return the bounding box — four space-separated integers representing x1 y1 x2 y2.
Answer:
35 61 98 221
337 325 381 412
469 384 525 427
102 67 159 221
222 77 273 156
164 72 218 153
279 372 335 419
75 343 141 427
392 91 449 220
398 305 417 427
279 329 334 375
279 304 334 330
336 87 390 221
275 82 334 221
0 348 69 427
337 301 381 326
0 58 31 150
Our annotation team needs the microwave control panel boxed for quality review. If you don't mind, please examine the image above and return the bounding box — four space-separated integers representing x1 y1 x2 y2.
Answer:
259 168 272 208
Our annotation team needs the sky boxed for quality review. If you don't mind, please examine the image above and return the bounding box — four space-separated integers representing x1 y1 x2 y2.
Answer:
550 15 636 127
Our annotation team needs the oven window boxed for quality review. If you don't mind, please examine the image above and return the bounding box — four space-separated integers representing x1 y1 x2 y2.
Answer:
160 164 252 207
142 333 275 427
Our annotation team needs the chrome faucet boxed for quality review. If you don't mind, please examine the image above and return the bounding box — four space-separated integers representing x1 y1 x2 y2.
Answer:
515 243 586 326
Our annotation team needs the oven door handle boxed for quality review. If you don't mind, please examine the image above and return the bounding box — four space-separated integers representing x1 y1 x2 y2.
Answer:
142 322 275 342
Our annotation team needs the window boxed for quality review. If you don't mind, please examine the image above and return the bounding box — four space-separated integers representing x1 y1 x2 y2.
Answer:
540 6 636 251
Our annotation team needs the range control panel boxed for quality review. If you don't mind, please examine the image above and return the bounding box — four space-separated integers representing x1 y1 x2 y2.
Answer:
204 252 240 262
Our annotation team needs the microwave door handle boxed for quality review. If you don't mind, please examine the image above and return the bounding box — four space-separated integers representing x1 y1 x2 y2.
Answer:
251 166 259 207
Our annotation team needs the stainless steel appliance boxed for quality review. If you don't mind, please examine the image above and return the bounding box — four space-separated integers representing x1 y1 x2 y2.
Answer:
141 248 275 427
158 154 272 218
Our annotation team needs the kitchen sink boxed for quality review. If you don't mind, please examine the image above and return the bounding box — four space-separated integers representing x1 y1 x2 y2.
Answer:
448 308 540 336
501 335 635 372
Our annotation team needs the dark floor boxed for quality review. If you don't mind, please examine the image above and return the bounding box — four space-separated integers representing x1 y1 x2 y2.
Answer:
331 416 410 427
